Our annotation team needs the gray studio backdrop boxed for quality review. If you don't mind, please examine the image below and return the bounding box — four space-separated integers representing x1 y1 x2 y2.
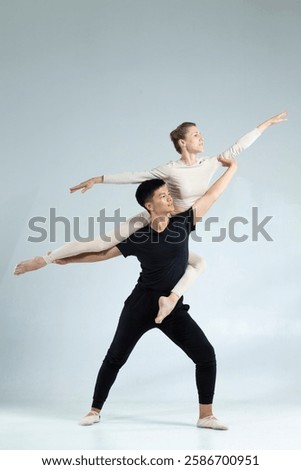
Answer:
1 0 300 410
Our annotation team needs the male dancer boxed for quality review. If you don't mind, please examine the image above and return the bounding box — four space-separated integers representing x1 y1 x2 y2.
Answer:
57 155 237 429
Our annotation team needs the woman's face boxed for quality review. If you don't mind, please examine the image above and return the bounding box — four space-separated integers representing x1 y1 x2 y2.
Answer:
183 126 204 154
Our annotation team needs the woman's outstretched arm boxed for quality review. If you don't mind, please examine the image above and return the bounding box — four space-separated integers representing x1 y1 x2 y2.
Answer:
256 111 288 133
217 111 288 160
69 163 171 194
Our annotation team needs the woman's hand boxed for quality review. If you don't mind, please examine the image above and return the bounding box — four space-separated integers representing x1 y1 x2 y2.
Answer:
257 111 288 133
69 176 104 194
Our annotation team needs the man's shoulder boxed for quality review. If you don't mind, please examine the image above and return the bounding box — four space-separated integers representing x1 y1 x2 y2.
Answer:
169 207 195 232
122 224 151 243
170 207 193 221
117 224 151 257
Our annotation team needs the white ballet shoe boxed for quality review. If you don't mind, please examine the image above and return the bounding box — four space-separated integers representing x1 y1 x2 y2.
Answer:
79 411 100 426
197 415 228 430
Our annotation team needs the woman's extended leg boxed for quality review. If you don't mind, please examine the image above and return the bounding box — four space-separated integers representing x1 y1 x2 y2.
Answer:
14 211 150 274
14 221 207 324
155 252 207 324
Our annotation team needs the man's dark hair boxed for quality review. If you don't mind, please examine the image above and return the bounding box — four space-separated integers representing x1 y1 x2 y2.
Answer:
170 121 196 154
135 179 166 209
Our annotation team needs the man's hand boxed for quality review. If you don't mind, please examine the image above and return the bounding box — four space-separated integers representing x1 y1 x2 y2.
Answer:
49 251 76 265
217 156 238 168
54 258 70 265
69 176 104 194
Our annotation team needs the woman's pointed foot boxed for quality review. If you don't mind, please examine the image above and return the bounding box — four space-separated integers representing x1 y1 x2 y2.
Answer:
155 295 178 324
14 256 46 275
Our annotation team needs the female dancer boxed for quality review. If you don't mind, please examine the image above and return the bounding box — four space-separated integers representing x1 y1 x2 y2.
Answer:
14 112 287 322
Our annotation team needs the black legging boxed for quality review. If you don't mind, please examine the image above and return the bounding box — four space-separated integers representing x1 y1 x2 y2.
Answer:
92 284 216 409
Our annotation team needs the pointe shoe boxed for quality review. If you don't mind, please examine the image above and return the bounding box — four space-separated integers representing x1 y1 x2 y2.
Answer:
197 415 228 431
79 411 100 426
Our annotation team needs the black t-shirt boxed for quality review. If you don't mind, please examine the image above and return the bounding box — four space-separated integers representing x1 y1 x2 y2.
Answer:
117 208 195 294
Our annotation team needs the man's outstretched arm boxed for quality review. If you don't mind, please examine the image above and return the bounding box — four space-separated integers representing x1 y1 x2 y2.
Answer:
55 246 122 265
192 157 238 224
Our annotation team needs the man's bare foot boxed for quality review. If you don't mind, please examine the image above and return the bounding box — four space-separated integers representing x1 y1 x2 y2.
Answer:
155 293 179 324
14 256 46 275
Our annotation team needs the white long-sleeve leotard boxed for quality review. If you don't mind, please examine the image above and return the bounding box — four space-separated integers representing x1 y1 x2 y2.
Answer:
102 128 260 209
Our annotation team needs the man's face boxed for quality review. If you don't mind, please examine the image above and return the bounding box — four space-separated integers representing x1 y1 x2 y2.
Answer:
147 185 174 215
183 125 204 153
